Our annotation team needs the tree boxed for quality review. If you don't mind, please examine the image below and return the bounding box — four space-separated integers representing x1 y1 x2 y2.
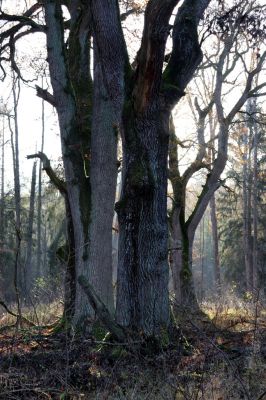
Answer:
168 0 266 307
90 0 213 335
0 1 119 328
217 106 266 293
1 0 213 335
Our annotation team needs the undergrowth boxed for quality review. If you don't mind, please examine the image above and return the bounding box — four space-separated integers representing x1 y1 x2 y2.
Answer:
0 295 265 400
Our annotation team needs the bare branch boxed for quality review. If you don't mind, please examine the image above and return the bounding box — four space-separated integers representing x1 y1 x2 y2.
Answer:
35 85 56 107
27 152 66 194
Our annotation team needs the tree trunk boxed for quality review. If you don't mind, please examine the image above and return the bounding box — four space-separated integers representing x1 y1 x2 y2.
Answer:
90 0 211 335
242 127 253 292
44 1 92 327
210 194 221 292
36 83 45 279
0 116 5 245
25 161 37 298
44 1 117 328
9 75 22 294
86 46 117 315
252 108 258 291
170 208 183 304
115 108 170 335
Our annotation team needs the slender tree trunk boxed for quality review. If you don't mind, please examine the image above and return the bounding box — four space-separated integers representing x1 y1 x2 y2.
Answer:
210 195 221 292
9 75 22 295
170 208 183 304
242 127 253 292
179 229 199 308
25 161 37 298
37 83 45 278
200 216 205 301
0 117 5 245
252 111 258 291
12 76 21 236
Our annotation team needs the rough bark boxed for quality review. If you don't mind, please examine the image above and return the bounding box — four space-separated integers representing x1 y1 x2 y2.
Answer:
116 106 171 334
86 45 117 315
108 0 210 334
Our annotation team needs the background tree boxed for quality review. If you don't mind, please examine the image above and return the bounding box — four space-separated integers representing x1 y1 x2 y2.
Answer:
168 0 266 307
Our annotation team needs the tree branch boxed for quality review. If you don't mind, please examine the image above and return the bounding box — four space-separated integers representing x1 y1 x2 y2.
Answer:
133 0 180 112
27 152 66 194
35 85 56 107
78 275 126 342
163 0 211 108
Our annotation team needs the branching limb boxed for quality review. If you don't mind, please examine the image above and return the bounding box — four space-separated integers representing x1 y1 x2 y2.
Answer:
0 299 35 327
27 152 66 194
35 85 56 107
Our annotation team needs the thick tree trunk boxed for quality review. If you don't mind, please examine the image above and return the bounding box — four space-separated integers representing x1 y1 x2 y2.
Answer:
115 108 170 335
90 0 211 335
44 1 92 327
44 1 117 328
86 47 117 315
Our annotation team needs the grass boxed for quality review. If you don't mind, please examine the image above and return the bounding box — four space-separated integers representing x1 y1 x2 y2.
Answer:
0 294 265 399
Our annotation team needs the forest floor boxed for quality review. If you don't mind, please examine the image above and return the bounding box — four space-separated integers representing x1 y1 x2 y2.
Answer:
0 299 265 400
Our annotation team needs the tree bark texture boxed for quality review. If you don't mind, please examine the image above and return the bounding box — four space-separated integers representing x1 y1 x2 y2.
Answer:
116 106 170 334
87 45 117 315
